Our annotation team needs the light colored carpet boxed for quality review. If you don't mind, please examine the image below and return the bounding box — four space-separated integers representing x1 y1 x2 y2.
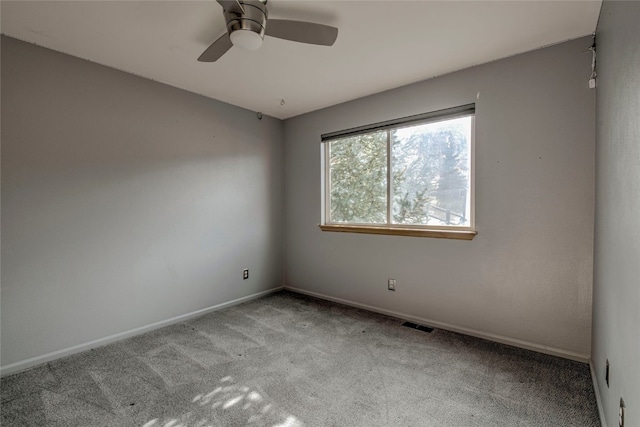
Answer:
1 290 600 426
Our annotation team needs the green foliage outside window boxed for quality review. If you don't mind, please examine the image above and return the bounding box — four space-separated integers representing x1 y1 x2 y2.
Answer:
328 116 472 228
329 131 387 224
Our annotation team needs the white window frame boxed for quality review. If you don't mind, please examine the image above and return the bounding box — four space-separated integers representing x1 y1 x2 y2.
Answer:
320 104 477 240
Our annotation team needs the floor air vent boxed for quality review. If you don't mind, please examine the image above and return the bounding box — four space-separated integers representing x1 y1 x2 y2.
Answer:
402 322 434 333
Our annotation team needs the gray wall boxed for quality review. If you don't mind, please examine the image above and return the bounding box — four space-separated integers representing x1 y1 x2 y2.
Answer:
1 37 284 369
284 37 595 360
0 32 604 376
592 1 640 426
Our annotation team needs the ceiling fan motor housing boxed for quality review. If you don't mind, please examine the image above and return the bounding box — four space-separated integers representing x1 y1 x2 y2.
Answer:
225 0 268 47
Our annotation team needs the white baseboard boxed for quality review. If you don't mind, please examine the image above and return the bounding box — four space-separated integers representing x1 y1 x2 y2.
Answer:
1 286 284 377
590 359 608 427
284 286 590 364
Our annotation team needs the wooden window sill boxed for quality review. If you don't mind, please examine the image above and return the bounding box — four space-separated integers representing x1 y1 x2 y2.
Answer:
319 224 477 240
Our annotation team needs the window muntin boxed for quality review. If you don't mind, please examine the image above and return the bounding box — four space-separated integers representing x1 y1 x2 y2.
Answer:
323 108 474 232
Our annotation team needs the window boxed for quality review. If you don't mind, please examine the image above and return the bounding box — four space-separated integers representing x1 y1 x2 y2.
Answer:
320 104 476 239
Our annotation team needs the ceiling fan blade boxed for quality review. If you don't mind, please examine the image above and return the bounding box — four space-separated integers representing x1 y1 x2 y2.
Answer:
266 19 338 46
198 33 233 62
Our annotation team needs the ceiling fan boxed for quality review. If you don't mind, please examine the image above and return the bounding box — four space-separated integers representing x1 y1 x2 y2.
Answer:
198 0 338 62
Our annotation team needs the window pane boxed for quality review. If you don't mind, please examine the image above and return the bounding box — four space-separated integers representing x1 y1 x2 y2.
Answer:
329 131 387 224
391 116 472 226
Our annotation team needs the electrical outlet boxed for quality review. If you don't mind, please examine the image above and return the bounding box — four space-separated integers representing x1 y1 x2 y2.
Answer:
388 278 396 291
606 359 610 388
243 269 249 280
619 398 625 427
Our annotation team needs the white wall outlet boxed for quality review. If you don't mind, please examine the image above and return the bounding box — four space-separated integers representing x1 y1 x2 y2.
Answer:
243 269 249 280
388 278 396 291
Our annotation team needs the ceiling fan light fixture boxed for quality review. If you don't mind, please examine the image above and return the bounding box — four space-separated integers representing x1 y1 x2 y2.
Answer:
230 29 263 51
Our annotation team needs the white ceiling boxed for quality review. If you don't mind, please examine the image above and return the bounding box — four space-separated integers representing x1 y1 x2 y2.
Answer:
1 1 601 119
